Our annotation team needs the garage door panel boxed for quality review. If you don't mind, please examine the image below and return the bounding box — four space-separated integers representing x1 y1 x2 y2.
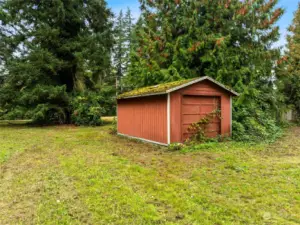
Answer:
182 95 221 142
205 131 220 138
182 96 216 104
182 105 200 114
206 123 221 132
210 117 220 123
182 124 194 134
200 105 217 114
182 114 210 125
182 133 189 140
182 115 201 124
182 123 220 134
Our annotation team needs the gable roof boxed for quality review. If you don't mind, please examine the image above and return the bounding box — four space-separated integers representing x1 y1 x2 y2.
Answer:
117 76 239 99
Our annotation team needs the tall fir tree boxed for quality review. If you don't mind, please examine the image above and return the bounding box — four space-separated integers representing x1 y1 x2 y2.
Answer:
114 10 126 89
113 8 134 92
0 0 113 123
124 8 134 71
128 0 284 141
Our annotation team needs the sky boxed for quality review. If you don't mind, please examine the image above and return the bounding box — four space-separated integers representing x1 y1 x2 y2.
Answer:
276 0 299 47
107 0 299 48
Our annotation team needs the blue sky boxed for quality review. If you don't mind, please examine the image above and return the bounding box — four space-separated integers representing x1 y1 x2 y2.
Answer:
107 0 299 48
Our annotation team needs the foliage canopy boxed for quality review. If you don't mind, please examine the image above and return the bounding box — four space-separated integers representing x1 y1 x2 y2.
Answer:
0 0 114 124
126 0 284 141
279 3 300 121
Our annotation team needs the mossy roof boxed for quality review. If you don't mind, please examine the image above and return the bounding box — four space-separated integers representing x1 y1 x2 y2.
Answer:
118 78 197 99
117 76 239 99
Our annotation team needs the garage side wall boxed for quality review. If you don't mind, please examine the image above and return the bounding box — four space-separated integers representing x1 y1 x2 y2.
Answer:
170 80 231 143
117 95 168 144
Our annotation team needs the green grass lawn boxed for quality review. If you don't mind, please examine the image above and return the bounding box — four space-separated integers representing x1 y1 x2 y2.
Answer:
0 124 299 225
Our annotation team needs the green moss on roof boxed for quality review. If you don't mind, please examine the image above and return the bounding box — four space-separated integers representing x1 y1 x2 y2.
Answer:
118 78 198 99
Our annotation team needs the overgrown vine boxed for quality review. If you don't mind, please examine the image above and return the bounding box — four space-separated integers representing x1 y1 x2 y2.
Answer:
186 109 222 143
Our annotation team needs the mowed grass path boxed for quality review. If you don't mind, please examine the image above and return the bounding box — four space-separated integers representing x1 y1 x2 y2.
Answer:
0 125 299 225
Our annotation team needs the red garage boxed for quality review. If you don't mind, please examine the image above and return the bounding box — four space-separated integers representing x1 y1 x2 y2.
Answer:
117 76 239 145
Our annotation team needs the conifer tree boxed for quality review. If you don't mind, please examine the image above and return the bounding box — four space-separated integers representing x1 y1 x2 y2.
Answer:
128 0 284 141
113 8 134 91
124 8 134 70
114 10 126 89
129 0 283 87
0 0 113 123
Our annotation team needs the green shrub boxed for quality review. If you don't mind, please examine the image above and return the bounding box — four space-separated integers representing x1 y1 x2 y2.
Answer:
97 85 117 116
0 85 70 124
109 118 118 135
71 92 105 126
0 106 26 121
232 105 282 142
0 104 67 125
30 104 67 125
168 143 184 151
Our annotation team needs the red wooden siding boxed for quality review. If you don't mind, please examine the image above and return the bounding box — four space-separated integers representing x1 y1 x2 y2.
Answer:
170 80 231 143
117 95 168 144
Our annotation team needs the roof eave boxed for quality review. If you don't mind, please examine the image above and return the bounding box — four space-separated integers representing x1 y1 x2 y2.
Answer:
117 92 167 99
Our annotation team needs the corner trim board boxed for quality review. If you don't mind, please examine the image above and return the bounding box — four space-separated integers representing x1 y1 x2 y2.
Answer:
167 93 171 144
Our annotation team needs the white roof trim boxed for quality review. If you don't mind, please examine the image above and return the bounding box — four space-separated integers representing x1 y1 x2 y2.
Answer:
166 76 239 96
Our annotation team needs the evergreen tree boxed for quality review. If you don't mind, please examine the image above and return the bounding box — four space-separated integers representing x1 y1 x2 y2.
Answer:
113 10 126 90
113 8 134 92
280 3 300 120
124 8 134 70
0 0 113 124
128 0 284 141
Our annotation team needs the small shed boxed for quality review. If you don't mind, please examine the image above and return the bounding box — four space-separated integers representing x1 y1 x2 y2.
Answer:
117 76 239 145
